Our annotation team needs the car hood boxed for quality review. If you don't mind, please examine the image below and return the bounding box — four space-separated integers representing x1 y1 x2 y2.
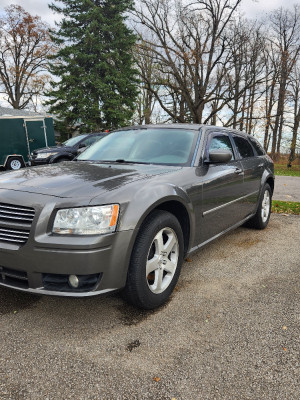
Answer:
33 145 71 154
0 162 180 198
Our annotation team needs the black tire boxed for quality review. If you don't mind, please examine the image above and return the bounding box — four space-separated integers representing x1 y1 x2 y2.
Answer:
247 183 272 229
55 157 70 163
123 210 184 310
6 157 23 170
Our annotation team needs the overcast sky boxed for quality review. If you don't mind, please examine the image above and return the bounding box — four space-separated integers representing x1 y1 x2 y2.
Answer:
0 0 298 26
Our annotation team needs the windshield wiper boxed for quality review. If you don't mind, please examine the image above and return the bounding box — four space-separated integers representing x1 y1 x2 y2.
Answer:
75 159 149 164
113 159 149 164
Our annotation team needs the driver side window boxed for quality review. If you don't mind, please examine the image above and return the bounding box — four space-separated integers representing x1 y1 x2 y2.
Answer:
208 134 234 160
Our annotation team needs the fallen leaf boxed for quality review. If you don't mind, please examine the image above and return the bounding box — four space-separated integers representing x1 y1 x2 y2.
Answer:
282 326 287 330
283 347 287 351
13 311 17 314
185 257 192 262
153 377 161 382
127 339 141 352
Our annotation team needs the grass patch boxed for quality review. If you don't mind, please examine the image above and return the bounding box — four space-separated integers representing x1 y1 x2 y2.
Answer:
274 164 300 177
272 200 300 215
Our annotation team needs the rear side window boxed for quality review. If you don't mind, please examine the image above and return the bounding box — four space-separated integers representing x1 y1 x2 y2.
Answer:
248 137 265 155
233 136 254 158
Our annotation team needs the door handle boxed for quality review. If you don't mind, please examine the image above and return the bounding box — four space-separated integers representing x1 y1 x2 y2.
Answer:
234 168 244 175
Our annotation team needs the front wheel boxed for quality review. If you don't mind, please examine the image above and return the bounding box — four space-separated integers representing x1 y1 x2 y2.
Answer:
123 210 184 309
55 157 71 163
247 183 272 229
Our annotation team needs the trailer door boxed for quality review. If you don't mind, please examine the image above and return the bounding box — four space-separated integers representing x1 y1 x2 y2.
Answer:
24 119 49 155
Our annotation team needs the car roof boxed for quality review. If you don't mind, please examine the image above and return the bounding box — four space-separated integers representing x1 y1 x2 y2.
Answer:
117 123 203 131
116 124 250 137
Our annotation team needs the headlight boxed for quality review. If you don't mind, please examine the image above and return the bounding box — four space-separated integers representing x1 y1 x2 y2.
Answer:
53 205 119 235
36 152 57 159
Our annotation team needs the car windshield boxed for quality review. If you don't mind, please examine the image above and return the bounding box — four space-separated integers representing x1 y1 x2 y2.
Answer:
62 135 88 147
77 128 199 165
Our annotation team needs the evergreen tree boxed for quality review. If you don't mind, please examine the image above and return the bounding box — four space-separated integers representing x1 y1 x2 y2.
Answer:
46 0 138 131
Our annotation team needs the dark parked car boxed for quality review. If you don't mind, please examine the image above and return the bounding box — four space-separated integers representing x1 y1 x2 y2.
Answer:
0 125 274 309
29 132 106 166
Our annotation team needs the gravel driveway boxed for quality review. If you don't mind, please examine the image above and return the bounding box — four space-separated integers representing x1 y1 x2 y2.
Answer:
0 214 299 400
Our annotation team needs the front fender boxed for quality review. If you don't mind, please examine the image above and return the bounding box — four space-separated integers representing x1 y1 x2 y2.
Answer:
120 183 192 229
116 183 195 258
49 152 74 163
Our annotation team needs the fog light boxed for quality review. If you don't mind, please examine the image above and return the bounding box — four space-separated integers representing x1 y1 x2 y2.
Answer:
68 275 79 288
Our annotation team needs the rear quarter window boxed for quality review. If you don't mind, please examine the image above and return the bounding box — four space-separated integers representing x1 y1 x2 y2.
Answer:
248 137 265 156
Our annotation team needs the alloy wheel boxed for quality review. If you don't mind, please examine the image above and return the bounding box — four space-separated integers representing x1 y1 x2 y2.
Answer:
146 227 179 294
261 190 271 223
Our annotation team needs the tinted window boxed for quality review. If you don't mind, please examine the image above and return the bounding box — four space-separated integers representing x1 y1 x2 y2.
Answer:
63 135 88 147
78 129 198 166
248 137 265 155
233 136 254 158
208 134 234 160
82 135 103 147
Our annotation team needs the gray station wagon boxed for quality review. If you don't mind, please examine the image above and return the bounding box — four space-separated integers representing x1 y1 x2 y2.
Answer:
0 124 274 309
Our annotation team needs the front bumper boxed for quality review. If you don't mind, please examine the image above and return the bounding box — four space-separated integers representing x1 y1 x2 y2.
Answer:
0 229 135 296
0 279 116 297
0 191 135 297
28 157 50 166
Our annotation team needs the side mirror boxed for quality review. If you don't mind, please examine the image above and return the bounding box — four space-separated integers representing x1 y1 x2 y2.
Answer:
76 147 86 155
207 149 232 163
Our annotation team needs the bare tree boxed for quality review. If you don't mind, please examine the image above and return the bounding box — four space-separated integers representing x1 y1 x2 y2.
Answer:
134 0 300 158
268 5 300 159
134 42 158 124
134 0 243 123
224 19 266 133
0 4 55 109
287 62 300 166
261 41 280 151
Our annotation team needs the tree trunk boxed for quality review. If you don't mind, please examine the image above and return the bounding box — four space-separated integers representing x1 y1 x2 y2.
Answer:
271 52 288 160
264 77 276 151
239 90 247 131
276 113 284 156
288 115 300 167
288 87 300 167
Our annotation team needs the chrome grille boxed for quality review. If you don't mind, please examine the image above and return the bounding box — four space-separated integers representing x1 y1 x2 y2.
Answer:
0 203 35 224
0 227 30 244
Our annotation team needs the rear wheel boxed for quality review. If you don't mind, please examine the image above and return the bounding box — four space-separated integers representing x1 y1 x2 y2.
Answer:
6 157 23 170
247 183 272 229
123 210 184 309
